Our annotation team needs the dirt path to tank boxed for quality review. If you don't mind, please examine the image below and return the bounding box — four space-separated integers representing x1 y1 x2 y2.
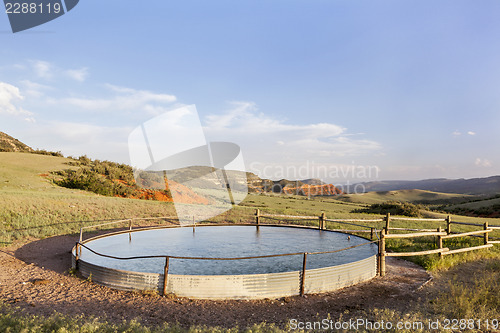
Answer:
0 234 431 329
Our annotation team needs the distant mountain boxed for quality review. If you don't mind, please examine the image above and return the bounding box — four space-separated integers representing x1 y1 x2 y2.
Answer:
247 173 341 196
301 178 325 186
0 131 33 153
148 167 342 197
355 176 500 195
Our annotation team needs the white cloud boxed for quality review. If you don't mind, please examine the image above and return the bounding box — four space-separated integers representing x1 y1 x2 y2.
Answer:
60 84 177 113
203 101 382 175
30 60 53 79
20 80 53 98
205 101 344 137
475 158 492 167
64 67 89 82
24 120 132 161
26 60 89 82
0 82 34 120
12 64 27 70
453 130 476 137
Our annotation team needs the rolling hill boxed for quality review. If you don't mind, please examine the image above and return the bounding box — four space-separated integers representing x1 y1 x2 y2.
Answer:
246 174 342 196
355 177 500 195
0 131 33 153
338 189 471 205
2 130 498 199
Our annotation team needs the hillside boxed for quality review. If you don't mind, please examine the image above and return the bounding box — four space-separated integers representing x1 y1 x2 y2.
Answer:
338 189 472 206
356 176 500 195
0 131 34 153
300 178 325 185
5 131 498 200
441 196 500 218
0 131 343 198
246 174 342 196
0 152 72 191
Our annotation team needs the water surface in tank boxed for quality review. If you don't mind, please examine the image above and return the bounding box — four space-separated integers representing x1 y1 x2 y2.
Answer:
79 225 377 275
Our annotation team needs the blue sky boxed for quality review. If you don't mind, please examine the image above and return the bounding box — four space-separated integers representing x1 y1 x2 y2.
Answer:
1 0 499 183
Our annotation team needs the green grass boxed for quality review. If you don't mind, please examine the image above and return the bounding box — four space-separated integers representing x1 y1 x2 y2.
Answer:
0 152 73 190
441 196 500 217
3 260 500 333
0 152 176 245
235 193 371 218
337 189 471 206
446 196 500 210
0 190 176 244
0 304 287 333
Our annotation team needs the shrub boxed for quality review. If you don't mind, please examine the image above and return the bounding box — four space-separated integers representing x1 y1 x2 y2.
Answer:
52 156 143 198
32 149 64 157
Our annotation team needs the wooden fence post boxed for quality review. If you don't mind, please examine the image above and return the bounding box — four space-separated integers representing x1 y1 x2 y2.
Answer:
385 213 391 234
75 242 80 261
446 215 451 234
163 257 170 296
437 227 443 257
300 253 308 296
379 229 386 277
484 222 489 245
319 212 325 230
128 219 132 242
370 227 374 240
255 209 260 225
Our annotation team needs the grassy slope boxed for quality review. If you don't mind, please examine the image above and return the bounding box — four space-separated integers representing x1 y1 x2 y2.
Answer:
0 152 176 245
337 189 471 205
237 194 368 218
0 152 70 190
444 197 500 210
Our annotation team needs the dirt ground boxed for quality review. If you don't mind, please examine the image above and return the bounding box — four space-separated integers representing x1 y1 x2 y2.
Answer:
0 234 432 329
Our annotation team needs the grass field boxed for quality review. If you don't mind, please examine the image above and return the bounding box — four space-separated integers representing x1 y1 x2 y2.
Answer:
1 152 500 332
447 197 500 210
0 152 177 244
337 189 473 206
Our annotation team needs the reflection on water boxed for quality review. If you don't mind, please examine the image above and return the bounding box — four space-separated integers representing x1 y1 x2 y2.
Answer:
80 226 377 275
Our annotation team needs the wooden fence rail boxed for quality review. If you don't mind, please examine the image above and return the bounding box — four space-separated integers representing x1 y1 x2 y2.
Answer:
442 229 492 239
257 210 499 277
390 217 446 222
79 210 499 283
450 221 485 227
378 222 496 276
441 244 493 256
386 248 449 257
384 231 447 239
79 216 177 243
389 227 437 232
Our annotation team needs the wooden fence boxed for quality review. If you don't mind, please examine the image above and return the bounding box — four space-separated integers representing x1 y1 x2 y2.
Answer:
78 211 498 279
255 210 499 277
